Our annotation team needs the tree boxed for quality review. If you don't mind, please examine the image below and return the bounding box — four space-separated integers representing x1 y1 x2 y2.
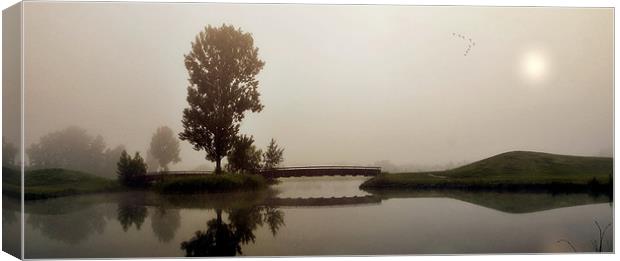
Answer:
26 126 123 178
117 195 148 232
101 145 126 177
151 208 181 243
181 206 284 257
226 135 262 174
148 126 181 172
145 149 160 172
2 137 17 166
179 24 265 174
116 150 148 187
27 126 103 172
263 139 284 170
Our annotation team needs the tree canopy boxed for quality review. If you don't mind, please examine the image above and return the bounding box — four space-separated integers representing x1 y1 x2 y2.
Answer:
263 139 284 170
179 24 265 174
2 137 17 166
148 126 181 172
226 135 262 174
116 150 148 187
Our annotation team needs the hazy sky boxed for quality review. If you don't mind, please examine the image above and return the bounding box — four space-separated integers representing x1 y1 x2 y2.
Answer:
21 3 613 170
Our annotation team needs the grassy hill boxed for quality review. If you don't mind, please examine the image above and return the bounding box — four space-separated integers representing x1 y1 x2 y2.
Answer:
442 151 611 178
360 151 613 193
3 167 120 200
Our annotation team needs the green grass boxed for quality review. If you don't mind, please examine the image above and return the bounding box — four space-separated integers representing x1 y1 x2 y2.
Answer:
361 151 613 193
154 173 268 194
3 167 121 200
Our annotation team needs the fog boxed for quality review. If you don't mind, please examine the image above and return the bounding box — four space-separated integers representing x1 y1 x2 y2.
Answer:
19 3 612 171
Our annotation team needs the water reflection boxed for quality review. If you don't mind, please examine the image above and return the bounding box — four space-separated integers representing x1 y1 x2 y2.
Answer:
19 179 613 258
27 203 108 244
365 189 611 213
2 196 21 257
181 206 285 256
117 195 148 231
2 196 18 225
181 206 284 257
151 208 180 243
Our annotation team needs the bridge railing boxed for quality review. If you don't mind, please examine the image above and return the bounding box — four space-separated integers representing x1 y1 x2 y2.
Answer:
144 166 381 180
261 166 381 178
146 170 213 176
266 166 381 171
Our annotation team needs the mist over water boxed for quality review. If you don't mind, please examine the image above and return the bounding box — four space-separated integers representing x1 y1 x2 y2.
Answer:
13 3 612 171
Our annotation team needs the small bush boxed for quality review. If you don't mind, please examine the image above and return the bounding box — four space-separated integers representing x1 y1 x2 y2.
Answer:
226 135 263 174
263 138 284 170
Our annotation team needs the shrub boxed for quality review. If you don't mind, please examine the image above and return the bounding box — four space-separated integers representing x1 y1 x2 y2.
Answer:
117 150 148 187
263 138 284 170
226 135 263 174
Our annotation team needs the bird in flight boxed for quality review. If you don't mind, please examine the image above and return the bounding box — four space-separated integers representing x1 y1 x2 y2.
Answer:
452 32 476 56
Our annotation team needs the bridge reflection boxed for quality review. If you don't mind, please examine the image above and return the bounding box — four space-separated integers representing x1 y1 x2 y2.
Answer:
264 195 381 207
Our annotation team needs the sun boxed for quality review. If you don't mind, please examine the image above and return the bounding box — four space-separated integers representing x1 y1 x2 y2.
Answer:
520 50 549 83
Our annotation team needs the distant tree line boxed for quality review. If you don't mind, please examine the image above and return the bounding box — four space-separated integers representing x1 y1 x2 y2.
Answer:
2 136 17 166
26 126 125 178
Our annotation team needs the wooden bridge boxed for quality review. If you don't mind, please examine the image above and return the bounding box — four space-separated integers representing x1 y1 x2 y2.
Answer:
144 171 213 182
144 166 381 182
261 166 381 178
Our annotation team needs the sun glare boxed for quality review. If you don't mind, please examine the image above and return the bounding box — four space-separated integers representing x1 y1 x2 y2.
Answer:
521 50 549 83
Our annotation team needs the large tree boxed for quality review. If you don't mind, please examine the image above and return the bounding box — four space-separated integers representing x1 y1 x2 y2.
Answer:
179 24 265 174
148 126 181 172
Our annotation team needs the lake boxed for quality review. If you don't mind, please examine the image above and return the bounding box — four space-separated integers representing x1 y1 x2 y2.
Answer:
3 176 613 258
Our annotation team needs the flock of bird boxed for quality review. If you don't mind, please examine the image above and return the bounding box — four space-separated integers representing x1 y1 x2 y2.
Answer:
452 32 476 56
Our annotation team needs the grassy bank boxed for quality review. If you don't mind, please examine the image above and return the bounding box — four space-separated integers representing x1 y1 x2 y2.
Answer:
3 167 121 200
361 151 613 194
154 173 268 194
3 167 271 199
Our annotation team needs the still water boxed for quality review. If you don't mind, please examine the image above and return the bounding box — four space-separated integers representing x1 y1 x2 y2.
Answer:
3 177 613 258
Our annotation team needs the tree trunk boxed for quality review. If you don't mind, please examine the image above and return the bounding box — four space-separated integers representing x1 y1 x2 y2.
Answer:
215 157 222 175
216 209 222 224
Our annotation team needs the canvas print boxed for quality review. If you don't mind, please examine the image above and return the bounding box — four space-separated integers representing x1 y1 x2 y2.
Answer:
1 1 614 258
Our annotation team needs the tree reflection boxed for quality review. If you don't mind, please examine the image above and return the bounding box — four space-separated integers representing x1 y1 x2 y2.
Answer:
181 206 284 256
262 206 285 236
151 208 180 243
2 209 17 225
117 196 148 231
27 206 107 244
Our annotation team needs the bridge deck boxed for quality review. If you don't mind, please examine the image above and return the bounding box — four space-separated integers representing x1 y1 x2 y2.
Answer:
261 166 381 178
